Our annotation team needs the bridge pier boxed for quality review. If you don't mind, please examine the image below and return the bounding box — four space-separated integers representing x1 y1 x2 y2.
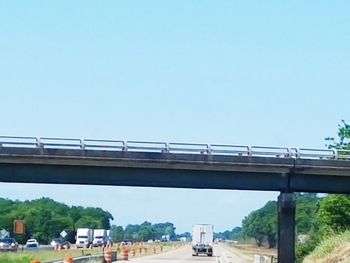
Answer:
278 193 296 263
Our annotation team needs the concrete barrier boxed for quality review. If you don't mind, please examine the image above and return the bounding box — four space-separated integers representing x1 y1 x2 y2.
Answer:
44 251 117 263
253 254 276 263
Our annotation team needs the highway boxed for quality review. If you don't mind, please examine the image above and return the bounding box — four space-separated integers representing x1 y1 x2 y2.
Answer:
127 244 250 263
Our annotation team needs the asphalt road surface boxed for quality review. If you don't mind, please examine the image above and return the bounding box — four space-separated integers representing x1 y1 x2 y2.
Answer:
128 244 251 263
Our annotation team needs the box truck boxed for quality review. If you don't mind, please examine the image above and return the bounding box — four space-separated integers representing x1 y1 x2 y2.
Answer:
92 229 107 247
192 224 213 256
76 228 93 248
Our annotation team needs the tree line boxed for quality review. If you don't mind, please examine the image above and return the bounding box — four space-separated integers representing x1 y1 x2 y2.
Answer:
0 197 113 244
110 221 183 242
214 227 243 241
0 197 187 244
240 121 350 262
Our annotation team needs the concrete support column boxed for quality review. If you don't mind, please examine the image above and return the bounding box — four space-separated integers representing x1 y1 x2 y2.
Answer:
278 193 296 263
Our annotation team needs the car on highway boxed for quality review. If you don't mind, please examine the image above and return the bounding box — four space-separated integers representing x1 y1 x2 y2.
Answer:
0 237 19 252
50 238 71 249
26 238 39 249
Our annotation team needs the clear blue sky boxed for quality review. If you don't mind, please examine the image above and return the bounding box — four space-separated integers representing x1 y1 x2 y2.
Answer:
0 1 349 233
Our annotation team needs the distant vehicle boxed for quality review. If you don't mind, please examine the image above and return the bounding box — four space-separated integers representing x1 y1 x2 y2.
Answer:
92 229 107 247
121 240 133 246
106 236 113 246
26 239 39 248
192 224 214 256
106 230 113 246
50 238 71 249
161 235 170 242
0 237 19 252
76 228 93 248
179 237 187 242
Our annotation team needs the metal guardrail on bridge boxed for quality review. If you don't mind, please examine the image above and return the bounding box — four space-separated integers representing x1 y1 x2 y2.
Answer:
0 136 349 160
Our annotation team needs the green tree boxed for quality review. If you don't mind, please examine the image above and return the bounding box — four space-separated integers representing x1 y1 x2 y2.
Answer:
124 224 140 241
231 227 243 241
138 225 156 241
0 197 114 244
177 231 191 240
242 211 264 246
318 194 350 233
111 225 124 242
296 193 321 235
75 216 101 229
326 120 350 151
242 201 277 248
121 222 178 242
320 121 350 233
152 222 176 240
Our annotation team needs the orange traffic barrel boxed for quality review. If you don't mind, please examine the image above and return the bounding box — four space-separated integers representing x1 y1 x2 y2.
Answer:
63 256 73 263
130 249 135 257
31 260 41 263
120 247 129 260
104 249 113 263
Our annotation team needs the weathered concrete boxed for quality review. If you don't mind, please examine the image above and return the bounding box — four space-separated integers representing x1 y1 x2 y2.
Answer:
278 193 296 263
44 251 117 263
0 147 350 193
1 147 350 263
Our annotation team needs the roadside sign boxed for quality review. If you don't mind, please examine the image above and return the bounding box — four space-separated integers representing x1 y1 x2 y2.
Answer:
60 230 67 238
13 220 25 234
0 229 9 238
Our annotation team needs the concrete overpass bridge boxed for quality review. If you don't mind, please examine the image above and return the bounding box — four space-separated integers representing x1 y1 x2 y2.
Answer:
1 136 350 262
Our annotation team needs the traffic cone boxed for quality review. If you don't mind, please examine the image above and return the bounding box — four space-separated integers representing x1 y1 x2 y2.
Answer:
120 247 129 260
63 256 73 263
104 249 113 263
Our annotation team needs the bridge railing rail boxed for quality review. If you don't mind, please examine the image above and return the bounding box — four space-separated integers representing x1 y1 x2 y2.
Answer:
0 136 39 148
1 136 350 160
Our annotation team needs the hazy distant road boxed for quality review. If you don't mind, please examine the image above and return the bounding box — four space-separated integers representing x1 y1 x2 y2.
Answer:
127 244 250 263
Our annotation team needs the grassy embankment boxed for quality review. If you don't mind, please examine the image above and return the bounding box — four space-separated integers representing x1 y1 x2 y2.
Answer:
0 247 109 263
303 230 350 263
227 243 277 261
0 243 178 263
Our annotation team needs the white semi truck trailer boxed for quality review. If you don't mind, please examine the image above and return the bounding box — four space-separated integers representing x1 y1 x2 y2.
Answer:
92 229 107 247
192 224 214 256
76 228 93 248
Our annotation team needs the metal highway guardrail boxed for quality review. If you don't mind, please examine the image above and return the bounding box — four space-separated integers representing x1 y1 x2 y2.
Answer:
0 136 349 160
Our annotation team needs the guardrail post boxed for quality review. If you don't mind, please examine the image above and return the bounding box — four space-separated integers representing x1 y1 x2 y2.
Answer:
278 193 296 263
247 146 252 156
163 143 170 153
206 144 212 155
122 141 128 151
80 139 85 150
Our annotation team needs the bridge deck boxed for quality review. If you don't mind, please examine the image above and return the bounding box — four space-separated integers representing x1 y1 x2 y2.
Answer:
1 146 350 193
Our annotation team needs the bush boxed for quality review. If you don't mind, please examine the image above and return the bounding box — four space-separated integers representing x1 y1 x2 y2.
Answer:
0 255 33 263
295 238 320 263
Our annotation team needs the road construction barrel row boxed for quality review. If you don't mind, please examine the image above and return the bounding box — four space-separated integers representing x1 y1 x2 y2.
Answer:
31 256 73 263
126 246 166 257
